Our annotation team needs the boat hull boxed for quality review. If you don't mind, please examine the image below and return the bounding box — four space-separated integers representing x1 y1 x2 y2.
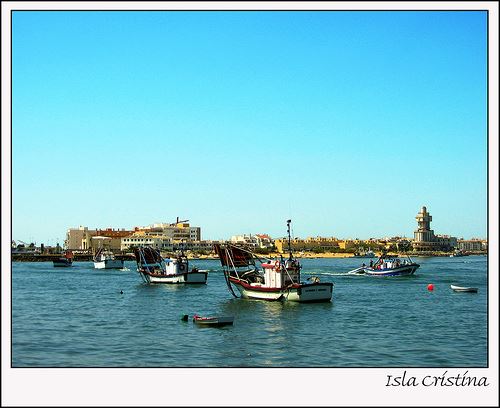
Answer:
193 316 234 327
53 259 72 267
451 285 478 293
362 264 419 277
94 259 125 269
139 270 208 284
229 278 333 302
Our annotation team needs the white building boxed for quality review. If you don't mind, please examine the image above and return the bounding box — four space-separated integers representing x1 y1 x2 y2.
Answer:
230 234 259 248
136 220 201 242
457 239 484 252
121 236 173 251
230 234 274 249
254 234 274 249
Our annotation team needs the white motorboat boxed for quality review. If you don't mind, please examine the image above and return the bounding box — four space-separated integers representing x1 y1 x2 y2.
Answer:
213 220 334 302
93 248 124 269
451 285 478 293
133 246 208 284
348 254 420 276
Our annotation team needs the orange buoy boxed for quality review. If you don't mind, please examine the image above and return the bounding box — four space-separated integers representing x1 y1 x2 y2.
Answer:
427 284 434 291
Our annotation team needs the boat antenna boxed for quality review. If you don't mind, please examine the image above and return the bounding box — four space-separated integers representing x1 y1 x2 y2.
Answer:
287 219 293 260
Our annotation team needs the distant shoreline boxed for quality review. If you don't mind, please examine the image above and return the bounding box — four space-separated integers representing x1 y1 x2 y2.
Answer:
192 252 487 261
10 253 135 262
11 251 487 262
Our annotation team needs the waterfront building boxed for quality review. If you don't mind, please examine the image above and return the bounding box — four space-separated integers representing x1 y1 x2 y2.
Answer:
135 218 201 242
230 234 258 248
120 236 217 253
120 219 203 251
229 234 274 249
121 235 174 251
88 229 133 251
65 226 134 251
457 239 484 252
413 206 457 251
275 238 301 253
435 235 458 249
182 240 220 252
65 226 97 250
337 239 362 250
274 236 340 253
255 234 274 249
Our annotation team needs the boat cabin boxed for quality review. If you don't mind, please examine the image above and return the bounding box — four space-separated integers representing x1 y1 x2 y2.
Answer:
163 256 189 275
259 258 301 288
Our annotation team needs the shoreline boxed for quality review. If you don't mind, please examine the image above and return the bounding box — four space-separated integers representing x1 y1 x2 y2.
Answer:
11 251 487 262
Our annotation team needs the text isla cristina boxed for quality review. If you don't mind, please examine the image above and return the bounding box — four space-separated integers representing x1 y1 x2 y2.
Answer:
386 370 489 387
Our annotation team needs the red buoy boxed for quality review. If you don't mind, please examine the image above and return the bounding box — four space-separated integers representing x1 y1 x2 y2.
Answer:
427 284 434 291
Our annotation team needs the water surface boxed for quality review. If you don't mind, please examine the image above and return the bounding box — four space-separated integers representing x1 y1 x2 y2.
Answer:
12 256 488 367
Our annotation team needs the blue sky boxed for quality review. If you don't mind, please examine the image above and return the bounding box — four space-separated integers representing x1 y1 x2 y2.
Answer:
11 10 488 245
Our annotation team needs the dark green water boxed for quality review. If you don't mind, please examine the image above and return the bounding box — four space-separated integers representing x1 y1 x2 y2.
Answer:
11 256 488 367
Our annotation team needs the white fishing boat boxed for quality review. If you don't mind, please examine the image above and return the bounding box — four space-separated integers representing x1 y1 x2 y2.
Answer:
213 220 334 302
133 246 208 284
93 247 124 269
450 285 478 293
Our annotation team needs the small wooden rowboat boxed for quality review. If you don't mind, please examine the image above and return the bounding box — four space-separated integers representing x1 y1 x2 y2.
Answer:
192 315 234 327
450 285 478 293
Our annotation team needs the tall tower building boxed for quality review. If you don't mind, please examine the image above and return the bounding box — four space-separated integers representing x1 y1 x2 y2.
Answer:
412 206 458 252
414 206 435 243
413 206 441 251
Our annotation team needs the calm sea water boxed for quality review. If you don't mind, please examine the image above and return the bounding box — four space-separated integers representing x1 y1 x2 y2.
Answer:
11 256 488 367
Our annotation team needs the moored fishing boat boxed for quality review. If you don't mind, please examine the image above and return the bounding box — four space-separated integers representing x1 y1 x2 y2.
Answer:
52 250 73 267
93 247 124 269
214 220 333 302
133 246 208 284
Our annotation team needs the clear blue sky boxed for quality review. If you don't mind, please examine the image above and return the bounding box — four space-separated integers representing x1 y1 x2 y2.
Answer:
11 10 488 245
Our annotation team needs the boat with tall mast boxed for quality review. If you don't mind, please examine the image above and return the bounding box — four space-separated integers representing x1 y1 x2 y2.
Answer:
133 246 208 284
214 220 333 302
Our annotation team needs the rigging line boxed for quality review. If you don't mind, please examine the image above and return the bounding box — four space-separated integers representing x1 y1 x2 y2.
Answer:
137 248 150 282
224 246 239 298
283 262 295 284
223 267 237 298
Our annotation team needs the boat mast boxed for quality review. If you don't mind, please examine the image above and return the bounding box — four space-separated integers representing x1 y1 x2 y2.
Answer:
287 219 293 260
